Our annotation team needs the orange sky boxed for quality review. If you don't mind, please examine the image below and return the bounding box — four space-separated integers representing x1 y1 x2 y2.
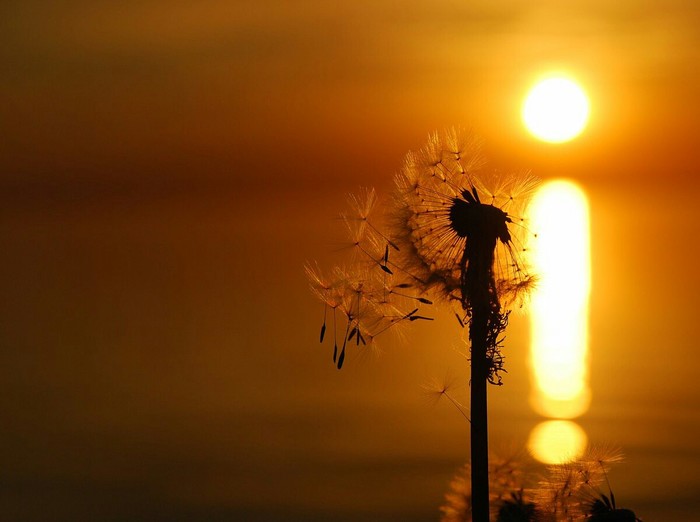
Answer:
2 1 699 187
1 2 700 520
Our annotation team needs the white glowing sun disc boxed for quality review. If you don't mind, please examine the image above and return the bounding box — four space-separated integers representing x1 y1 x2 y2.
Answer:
523 78 590 143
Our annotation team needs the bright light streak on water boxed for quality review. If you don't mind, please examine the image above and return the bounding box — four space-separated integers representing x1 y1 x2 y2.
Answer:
529 180 591 419
527 420 588 464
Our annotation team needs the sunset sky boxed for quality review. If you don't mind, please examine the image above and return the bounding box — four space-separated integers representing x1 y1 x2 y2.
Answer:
2 1 700 520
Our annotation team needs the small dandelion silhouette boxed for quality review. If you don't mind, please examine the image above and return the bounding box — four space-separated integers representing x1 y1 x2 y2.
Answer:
307 128 537 520
440 451 540 522
440 447 641 522
536 447 641 522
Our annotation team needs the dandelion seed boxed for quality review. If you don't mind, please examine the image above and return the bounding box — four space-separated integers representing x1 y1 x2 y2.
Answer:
423 376 471 424
305 262 338 347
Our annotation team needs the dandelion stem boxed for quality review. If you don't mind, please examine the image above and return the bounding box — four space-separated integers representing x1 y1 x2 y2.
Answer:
470 301 491 522
458 201 506 522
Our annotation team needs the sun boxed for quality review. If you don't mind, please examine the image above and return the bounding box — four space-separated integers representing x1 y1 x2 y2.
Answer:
522 77 590 143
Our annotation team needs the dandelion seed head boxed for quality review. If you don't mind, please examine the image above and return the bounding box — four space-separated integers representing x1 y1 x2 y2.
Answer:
437 447 638 522
535 446 628 520
391 128 536 310
307 128 536 369
440 451 539 522
441 462 473 522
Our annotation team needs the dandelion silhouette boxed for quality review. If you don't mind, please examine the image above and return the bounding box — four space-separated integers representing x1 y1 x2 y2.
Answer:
440 450 539 522
307 128 537 521
535 447 642 522
440 447 642 522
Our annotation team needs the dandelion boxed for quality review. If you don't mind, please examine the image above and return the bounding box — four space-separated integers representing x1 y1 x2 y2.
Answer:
391 129 536 311
440 451 540 522
440 447 641 521
536 446 641 522
391 128 536 521
307 128 536 519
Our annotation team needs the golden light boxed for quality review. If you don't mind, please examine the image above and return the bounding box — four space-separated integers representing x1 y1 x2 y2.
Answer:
529 180 591 419
522 77 590 143
527 420 588 465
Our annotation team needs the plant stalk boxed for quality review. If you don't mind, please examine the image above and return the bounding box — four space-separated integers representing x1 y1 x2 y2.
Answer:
470 301 490 522
461 229 499 522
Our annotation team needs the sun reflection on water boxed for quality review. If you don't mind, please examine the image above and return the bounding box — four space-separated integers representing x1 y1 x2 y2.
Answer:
528 180 591 463
527 420 588 464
